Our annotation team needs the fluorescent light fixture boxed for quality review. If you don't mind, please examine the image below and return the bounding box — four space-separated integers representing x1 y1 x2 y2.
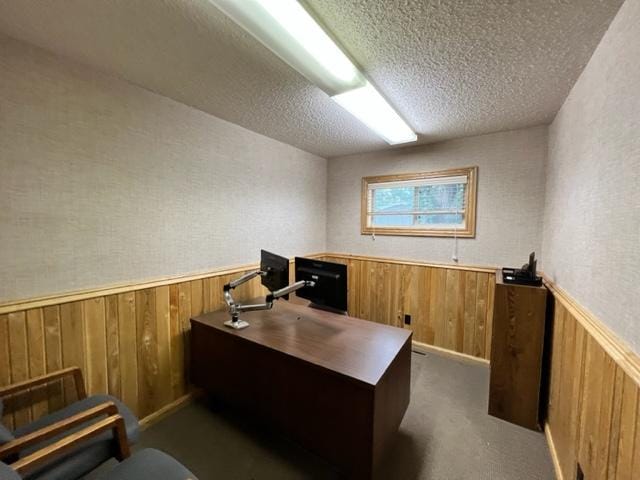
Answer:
210 0 365 95
332 82 417 145
210 0 417 145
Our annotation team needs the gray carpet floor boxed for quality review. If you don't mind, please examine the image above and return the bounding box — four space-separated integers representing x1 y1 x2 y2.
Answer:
87 351 555 479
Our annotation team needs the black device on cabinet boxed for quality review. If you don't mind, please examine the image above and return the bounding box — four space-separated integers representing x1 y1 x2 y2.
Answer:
502 252 543 287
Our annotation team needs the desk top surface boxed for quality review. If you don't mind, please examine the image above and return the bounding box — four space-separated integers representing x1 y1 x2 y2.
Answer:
191 299 411 387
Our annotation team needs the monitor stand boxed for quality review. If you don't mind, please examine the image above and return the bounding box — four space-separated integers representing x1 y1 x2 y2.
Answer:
224 318 250 330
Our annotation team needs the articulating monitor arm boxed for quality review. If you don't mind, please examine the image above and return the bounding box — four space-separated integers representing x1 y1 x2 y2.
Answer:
223 271 315 329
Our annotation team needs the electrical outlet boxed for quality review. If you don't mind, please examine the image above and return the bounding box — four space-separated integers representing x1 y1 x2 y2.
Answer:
404 314 411 325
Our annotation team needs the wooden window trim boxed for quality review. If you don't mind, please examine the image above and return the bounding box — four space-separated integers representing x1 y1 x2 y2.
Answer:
361 166 478 238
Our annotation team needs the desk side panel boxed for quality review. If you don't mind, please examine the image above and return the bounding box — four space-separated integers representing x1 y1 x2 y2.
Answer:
372 335 412 474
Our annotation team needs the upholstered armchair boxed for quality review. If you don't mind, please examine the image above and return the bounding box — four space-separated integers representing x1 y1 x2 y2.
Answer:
0 367 138 480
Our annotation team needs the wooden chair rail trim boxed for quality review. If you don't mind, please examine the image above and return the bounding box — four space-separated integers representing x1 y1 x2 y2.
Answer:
0 367 86 400
0 253 326 315
0 401 118 459
322 252 498 274
543 275 640 386
10 414 130 476
0 252 495 315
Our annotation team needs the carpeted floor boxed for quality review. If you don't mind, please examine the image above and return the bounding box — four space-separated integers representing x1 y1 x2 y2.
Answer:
87 351 554 479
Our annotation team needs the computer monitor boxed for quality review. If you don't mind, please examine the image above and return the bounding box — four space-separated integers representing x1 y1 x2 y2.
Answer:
295 257 347 312
260 250 290 298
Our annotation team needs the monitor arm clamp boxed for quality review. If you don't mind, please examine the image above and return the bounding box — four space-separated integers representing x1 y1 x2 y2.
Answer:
223 270 315 329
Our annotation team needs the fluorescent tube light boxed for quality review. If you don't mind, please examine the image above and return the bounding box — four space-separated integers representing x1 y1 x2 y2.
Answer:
210 0 365 95
332 82 417 145
210 0 417 145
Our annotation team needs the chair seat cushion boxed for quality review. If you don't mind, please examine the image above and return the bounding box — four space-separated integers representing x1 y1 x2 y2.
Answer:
13 394 139 480
98 449 198 480
0 423 14 445
0 461 21 480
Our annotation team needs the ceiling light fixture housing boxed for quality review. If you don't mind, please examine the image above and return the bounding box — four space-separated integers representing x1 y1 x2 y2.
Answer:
332 82 418 145
210 0 417 145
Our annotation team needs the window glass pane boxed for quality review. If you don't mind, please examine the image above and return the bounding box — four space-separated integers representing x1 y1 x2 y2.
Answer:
372 187 413 213
371 214 413 226
416 184 465 211
415 213 464 226
363 168 475 236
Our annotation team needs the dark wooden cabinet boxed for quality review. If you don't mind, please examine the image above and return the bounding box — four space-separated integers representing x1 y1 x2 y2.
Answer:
489 270 547 430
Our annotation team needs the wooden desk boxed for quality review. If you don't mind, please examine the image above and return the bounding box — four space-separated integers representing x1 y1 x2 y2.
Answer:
191 300 412 479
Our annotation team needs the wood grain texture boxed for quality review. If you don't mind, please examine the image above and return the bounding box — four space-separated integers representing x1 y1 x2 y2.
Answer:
3 250 637 479
191 302 412 478
489 272 547 430
323 256 495 360
545 282 640 480
0 253 494 430
0 314 14 430
26 309 47 421
0 262 277 429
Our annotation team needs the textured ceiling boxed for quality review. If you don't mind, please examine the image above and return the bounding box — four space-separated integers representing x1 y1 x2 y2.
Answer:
0 0 624 158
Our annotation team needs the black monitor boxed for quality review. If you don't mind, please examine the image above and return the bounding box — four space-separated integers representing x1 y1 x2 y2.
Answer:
260 250 290 298
295 257 347 312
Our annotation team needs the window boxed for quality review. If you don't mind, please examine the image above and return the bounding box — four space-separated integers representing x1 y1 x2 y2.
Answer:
361 166 477 237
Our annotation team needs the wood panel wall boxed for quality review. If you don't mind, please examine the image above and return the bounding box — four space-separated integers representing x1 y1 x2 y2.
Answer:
545 281 640 480
322 254 495 361
0 253 495 432
0 266 270 431
5 251 637 479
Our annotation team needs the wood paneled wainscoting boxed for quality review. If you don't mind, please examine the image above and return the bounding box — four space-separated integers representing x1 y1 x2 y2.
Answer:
4 251 638 478
321 254 496 362
544 280 640 480
0 261 284 431
0 253 496 433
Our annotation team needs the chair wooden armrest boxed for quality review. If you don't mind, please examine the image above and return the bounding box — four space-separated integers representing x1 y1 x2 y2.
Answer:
9 414 131 476
0 367 86 401
0 401 119 460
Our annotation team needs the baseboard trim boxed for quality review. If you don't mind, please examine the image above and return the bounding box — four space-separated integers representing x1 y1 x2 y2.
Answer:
139 390 201 431
544 423 564 480
411 340 490 366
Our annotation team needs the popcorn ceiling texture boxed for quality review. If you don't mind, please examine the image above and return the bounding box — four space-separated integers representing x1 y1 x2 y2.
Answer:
0 0 623 158
326 126 548 268
542 0 640 353
0 36 327 303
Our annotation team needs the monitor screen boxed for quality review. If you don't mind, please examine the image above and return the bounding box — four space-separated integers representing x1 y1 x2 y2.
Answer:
295 257 347 312
260 250 290 298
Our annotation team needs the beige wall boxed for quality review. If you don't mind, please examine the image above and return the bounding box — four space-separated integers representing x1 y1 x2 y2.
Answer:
326 126 548 267
542 0 640 353
0 35 327 302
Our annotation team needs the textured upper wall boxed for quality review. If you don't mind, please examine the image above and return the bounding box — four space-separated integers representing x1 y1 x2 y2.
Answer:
327 126 547 267
0 36 327 302
542 0 640 352
0 0 623 157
